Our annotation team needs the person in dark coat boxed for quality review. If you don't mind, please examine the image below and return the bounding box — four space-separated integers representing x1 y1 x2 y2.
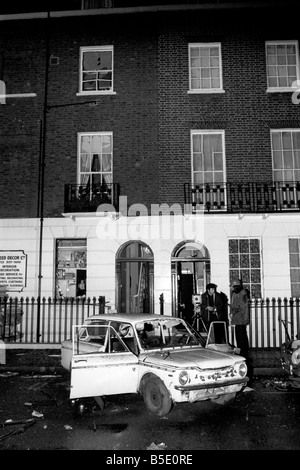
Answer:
200 283 228 330
229 278 253 381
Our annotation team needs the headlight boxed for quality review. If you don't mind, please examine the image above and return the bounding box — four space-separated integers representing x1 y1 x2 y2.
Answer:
237 362 247 377
178 370 189 385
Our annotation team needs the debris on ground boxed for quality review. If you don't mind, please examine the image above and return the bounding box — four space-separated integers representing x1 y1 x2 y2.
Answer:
42 390 61 407
0 371 19 377
261 377 300 391
1 418 36 428
243 386 254 392
31 410 44 418
22 374 61 379
147 442 167 450
64 424 73 430
0 419 36 441
289 377 300 389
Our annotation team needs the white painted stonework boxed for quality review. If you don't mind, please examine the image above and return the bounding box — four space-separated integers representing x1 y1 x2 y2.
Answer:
0 211 299 315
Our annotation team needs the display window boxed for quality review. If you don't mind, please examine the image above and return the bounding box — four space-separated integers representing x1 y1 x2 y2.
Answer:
55 239 87 299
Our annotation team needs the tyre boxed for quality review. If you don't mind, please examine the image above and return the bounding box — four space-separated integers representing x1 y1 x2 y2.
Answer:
142 376 173 417
211 392 236 406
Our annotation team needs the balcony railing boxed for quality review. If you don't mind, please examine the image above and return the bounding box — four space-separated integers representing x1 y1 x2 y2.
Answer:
184 181 300 214
64 183 120 213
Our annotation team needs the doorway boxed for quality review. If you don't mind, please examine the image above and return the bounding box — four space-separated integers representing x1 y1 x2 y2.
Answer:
116 241 154 313
171 241 211 323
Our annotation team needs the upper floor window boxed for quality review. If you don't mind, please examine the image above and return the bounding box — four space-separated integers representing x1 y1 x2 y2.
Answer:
191 130 225 184
188 43 223 93
78 132 113 188
266 41 299 92
271 129 300 181
79 46 113 94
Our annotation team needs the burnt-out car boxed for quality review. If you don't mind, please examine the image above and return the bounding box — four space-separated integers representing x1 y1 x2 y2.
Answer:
61 314 248 416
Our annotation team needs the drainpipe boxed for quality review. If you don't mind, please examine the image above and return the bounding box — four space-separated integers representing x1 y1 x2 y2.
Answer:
37 9 50 343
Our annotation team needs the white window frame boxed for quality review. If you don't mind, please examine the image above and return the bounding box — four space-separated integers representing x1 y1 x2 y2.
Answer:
265 40 300 93
190 130 226 212
188 43 224 94
77 131 113 188
77 45 115 96
271 129 300 182
228 238 262 299
191 130 226 184
289 238 300 297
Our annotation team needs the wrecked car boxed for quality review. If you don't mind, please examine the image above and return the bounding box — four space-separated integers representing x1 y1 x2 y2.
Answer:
61 314 248 417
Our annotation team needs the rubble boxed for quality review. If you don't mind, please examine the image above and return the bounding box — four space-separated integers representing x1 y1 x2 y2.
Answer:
0 418 36 442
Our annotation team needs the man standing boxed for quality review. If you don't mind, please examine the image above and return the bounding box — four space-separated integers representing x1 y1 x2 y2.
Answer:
200 283 227 330
230 279 253 380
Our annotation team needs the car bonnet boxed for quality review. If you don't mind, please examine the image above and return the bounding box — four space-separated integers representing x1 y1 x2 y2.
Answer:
140 347 241 369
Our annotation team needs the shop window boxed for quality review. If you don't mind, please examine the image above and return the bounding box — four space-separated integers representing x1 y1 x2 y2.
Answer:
55 239 87 299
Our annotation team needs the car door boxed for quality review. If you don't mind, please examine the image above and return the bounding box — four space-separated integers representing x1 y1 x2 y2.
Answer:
70 324 139 400
205 321 233 353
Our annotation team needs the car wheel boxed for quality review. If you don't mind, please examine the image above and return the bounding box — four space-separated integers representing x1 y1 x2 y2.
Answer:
143 376 173 417
211 392 236 405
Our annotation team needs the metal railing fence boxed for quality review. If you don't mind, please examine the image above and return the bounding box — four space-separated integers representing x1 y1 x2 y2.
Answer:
0 296 299 348
0 296 106 344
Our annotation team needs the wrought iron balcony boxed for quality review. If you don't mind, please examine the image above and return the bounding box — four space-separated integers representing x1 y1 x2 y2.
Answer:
64 183 120 213
184 182 300 214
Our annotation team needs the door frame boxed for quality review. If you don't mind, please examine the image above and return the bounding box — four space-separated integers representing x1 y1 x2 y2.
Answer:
116 241 154 314
171 241 211 318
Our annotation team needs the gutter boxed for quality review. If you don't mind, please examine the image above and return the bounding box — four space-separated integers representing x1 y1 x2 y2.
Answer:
0 1 297 22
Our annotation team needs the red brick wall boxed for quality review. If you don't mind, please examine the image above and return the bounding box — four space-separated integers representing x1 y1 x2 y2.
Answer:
0 8 299 217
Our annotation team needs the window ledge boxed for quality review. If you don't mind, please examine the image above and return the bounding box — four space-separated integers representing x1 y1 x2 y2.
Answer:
76 91 117 96
62 212 120 220
188 89 225 94
266 88 296 93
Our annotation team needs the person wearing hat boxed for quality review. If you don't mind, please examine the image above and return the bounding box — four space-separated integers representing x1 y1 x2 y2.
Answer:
200 283 228 330
230 279 253 380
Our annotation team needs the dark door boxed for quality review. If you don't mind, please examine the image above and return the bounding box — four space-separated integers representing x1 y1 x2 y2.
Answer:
178 272 194 324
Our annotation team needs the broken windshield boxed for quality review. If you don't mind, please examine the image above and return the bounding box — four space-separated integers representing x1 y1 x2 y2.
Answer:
136 318 201 350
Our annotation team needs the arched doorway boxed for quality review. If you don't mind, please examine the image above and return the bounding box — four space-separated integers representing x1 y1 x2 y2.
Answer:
116 241 154 313
171 241 211 323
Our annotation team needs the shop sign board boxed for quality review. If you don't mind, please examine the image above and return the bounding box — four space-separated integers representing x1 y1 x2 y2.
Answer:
0 250 27 292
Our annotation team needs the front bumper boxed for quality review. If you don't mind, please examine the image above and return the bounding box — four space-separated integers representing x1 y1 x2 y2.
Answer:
174 377 248 392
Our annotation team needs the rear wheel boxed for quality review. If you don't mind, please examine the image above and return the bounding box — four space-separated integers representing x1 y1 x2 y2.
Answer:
142 376 173 417
211 392 236 405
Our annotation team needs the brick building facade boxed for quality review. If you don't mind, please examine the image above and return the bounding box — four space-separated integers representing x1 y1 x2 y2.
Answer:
0 1 300 323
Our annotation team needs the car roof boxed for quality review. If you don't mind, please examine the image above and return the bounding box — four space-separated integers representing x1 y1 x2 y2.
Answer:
84 313 179 324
